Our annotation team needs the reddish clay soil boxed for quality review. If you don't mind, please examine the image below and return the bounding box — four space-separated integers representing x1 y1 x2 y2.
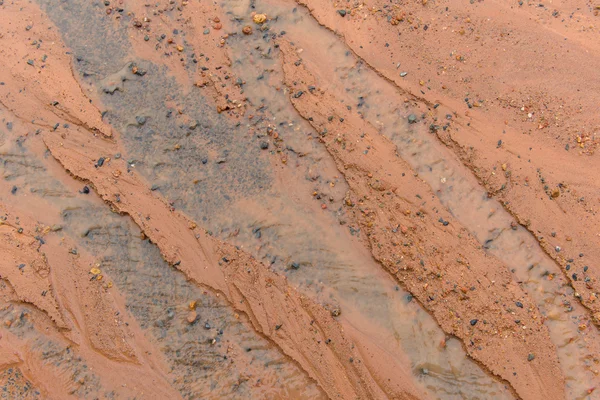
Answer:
296 0 600 320
1 0 599 398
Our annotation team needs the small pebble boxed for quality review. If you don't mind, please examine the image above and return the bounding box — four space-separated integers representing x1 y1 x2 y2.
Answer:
187 311 197 324
253 13 267 24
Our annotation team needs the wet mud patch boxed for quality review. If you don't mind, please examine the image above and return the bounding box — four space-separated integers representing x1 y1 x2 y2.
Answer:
36 0 130 79
251 1 600 395
0 111 324 399
36 2 275 218
3 0 595 398
103 61 271 214
34 0 518 398
61 206 325 399
330 43 600 399
1 142 72 201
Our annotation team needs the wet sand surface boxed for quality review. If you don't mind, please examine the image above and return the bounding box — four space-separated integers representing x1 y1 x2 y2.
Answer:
0 0 598 399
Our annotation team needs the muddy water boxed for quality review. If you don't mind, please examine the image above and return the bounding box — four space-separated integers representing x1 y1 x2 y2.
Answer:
25 0 519 398
252 1 600 397
0 109 323 399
